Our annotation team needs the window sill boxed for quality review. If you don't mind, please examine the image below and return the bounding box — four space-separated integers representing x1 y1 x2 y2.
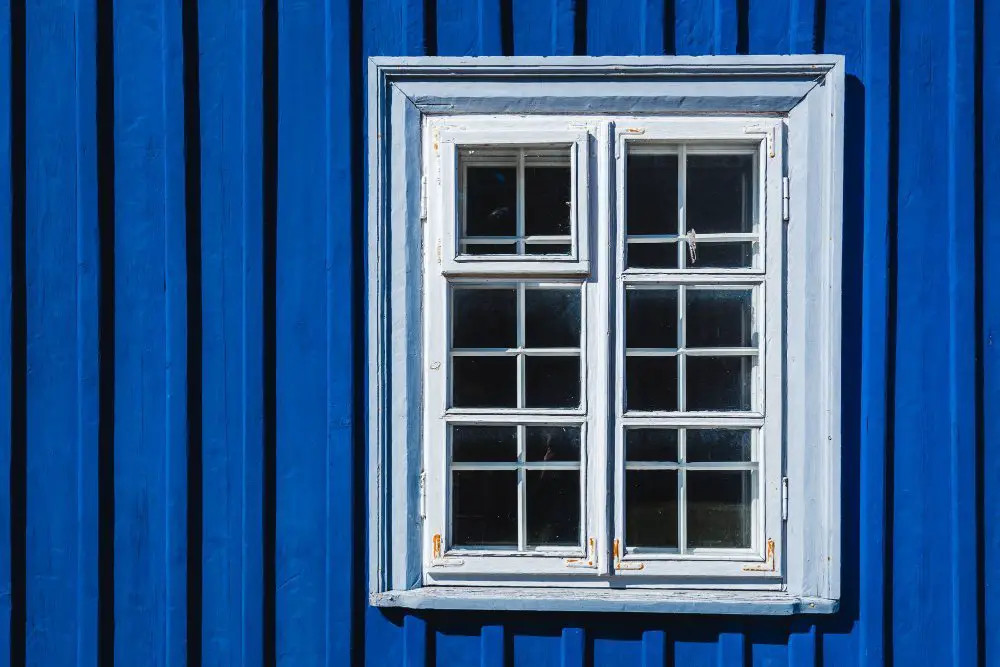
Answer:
371 587 839 615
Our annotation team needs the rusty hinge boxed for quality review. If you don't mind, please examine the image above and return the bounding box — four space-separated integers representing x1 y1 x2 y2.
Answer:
613 539 645 571
742 538 776 572
565 537 598 569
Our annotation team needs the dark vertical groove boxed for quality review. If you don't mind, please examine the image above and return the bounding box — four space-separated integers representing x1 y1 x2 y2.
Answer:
262 1 277 665
662 0 675 55
573 0 587 55
96 0 116 662
735 0 749 54
349 0 366 664
423 0 437 55
8 0 24 664
974 0 985 662
499 0 514 55
182 1 203 666
813 0 826 53
884 0 900 663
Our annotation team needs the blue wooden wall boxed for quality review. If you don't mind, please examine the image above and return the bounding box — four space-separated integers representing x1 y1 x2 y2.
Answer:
0 0 996 665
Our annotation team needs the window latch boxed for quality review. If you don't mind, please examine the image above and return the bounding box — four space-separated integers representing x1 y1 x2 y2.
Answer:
429 533 464 568
613 539 645 571
564 537 598 569
742 538 776 572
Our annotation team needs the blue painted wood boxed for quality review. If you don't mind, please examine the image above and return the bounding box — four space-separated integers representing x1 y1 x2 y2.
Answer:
0 0 12 662
787 624 817 667
403 614 428 667
560 628 584 667
587 0 665 55
512 0 575 56
366 0 424 57
480 625 505 667
23 1 99 665
198 1 264 666
748 0 791 54
716 631 744 666
675 0 739 55
640 629 665 667
275 0 355 664
437 0 503 56
113 0 188 665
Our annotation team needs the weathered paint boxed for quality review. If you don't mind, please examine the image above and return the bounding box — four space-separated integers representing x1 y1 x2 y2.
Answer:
0 0 994 665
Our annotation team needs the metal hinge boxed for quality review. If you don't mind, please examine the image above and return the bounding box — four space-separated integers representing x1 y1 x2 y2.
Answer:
420 174 428 221
781 476 789 521
613 539 645 571
782 177 790 222
430 533 464 568
564 537 598 569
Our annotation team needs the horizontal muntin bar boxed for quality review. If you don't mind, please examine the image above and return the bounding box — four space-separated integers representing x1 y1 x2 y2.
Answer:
451 462 581 471
451 348 580 356
625 347 758 357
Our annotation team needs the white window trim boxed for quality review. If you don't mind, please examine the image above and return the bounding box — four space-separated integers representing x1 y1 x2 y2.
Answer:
368 56 844 615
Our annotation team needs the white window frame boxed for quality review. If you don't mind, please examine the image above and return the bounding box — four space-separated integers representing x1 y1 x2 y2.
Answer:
368 56 844 615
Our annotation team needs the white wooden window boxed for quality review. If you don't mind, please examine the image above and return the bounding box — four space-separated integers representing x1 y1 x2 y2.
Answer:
369 57 843 614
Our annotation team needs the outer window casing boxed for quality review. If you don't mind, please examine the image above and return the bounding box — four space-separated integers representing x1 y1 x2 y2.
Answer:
368 56 844 615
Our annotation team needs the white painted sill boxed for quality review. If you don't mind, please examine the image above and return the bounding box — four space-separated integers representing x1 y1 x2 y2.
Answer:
371 587 839 615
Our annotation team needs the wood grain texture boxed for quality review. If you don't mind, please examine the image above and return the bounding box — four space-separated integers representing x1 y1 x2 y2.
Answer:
437 0 503 55
23 1 99 665
198 1 264 665
512 0 575 55
587 0 665 55
112 0 188 665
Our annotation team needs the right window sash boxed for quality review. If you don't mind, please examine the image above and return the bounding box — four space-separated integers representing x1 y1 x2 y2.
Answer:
612 118 785 582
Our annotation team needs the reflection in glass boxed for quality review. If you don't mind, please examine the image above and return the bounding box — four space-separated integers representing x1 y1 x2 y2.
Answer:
626 288 678 349
525 289 581 349
686 429 752 463
464 165 516 237
525 166 571 237
526 425 581 462
627 153 679 236
687 154 754 234
526 470 580 547
625 428 679 462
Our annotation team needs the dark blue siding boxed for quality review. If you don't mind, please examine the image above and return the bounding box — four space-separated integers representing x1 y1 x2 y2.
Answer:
0 0 994 665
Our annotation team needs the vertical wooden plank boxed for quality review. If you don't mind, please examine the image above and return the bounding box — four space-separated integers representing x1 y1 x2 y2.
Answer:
113 0 188 664
199 1 263 666
365 0 424 57
587 0 664 55
512 0 575 55
945 0 978 663
640 630 666 667
985 0 1000 663
23 1 99 665
437 0 503 56
480 625 505 667
675 0 739 55
560 628 585 667
787 624 817 667
276 0 354 663
0 0 12 662
403 614 428 667
716 632 744 666
747 0 791 53
788 0 816 53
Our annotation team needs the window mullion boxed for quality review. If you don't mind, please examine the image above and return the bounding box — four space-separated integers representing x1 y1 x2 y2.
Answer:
678 427 687 555
517 424 527 551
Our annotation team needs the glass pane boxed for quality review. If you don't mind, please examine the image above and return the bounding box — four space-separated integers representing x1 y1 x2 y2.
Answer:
627 153 679 236
687 470 753 548
452 288 517 349
526 470 580 547
525 165 571 237
626 288 678 349
464 242 516 255
625 356 678 412
687 429 752 462
627 241 679 269
452 356 517 408
625 428 679 462
686 356 752 411
524 356 580 408
452 470 518 547
525 243 572 256
526 425 581 462
626 470 678 548
452 425 518 463
686 154 754 234
525 289 581 348
686 289 753 348
463 164 517 238
686 241 754 268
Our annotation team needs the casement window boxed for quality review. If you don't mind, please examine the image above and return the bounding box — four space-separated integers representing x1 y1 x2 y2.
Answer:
369 57 843 614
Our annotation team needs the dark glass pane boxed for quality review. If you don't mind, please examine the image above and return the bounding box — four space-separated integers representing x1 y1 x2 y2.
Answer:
687 471 753 548
524 356 580 408
452 356 517 408
687 429 752 462
525 289 581 348
452 425 518 463
525 166 571 236
686 356 752 411
626 288 678 349
463 242 516 256
464 165 516 237
525 243 571 256
627 241 679 269
686 289 753 348
452 288 517 349
686 241 754 268
526 470 580 547
625 356 678 411
627 154 679 236
452 470 518 547
686 154 754 234
626 470 678 548
526 425 581 462
625 428 679 462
